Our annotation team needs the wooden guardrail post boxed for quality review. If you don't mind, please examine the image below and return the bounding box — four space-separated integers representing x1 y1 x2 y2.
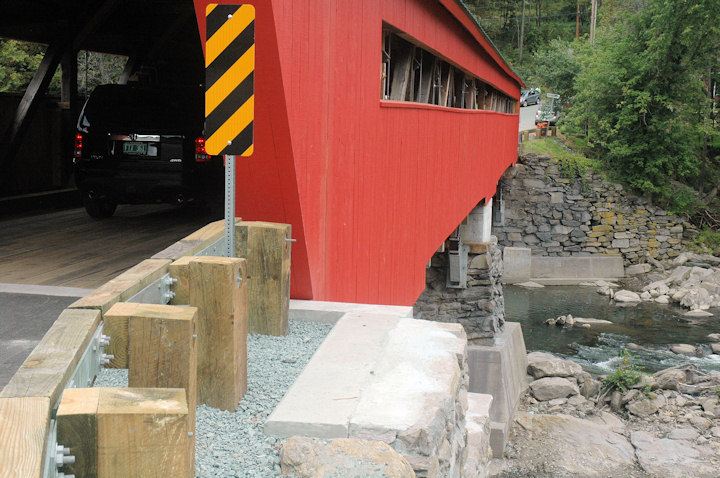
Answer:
234 221 291 336
0 397 51 478
57 387 191 478
125 304 198 477
170 256 248 411
69 259 171 369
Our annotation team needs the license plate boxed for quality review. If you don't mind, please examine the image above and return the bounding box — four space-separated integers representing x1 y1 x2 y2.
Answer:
123 142 148 155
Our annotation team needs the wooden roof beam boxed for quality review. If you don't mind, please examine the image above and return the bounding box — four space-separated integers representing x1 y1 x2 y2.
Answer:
0 0 119 180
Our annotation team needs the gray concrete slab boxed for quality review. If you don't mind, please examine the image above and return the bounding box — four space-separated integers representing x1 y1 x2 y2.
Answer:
289 299 413 323
467 322 528 458
0 286 89 389
503 247 532 284
264 313 401 438
530 256 624 280
504 252 625 285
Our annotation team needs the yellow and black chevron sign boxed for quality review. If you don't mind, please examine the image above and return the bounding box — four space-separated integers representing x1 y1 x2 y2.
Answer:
205 4 255 156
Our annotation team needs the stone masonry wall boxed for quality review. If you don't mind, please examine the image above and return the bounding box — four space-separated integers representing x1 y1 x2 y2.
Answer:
414 239 504 342
347 320 472 478
494 153 698 264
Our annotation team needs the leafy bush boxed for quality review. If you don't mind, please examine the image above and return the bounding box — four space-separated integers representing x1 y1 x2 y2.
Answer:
602 349 643 393
691 227 720 252
522 138 600 188
657 183 706 216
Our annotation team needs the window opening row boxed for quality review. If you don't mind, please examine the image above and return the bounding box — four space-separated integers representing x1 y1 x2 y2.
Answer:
381 30 516 114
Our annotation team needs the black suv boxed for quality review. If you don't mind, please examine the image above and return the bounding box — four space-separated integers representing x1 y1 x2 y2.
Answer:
73 84 222 217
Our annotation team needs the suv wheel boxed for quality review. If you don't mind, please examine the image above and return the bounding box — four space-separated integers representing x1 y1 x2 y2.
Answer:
83 195 117 218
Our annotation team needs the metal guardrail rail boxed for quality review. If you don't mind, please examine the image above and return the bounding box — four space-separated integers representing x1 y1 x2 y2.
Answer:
43 237 229 476
45 325 111 478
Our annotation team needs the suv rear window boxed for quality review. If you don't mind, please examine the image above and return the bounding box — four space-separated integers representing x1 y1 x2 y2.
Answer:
78 85 202 133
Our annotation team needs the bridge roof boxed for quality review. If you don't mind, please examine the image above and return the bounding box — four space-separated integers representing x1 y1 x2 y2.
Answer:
0 0 198 56
1 1 521 87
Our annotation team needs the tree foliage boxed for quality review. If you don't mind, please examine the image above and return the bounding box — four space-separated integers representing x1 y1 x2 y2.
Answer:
77 51 127 98
0 39 60 94
566 0 720 208
530 37 580 101
464 0 592 67
0 38 125 97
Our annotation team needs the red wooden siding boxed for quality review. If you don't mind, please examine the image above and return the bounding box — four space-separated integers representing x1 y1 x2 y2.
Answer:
194 0 521 306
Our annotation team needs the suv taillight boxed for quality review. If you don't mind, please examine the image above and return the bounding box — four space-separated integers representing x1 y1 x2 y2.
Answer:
73 133 83 159
195 137 210 162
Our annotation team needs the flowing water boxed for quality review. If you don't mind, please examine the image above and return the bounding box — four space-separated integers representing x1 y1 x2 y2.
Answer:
505 285 720 375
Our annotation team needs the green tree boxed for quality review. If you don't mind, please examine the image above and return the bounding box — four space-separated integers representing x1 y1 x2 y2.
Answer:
567 0 720 208
0 39 61 94
77 51 127 98
530 37 581 101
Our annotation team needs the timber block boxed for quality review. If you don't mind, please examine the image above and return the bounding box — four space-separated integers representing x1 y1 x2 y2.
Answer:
57 387 191 478
0 308 101 405
181 256 248 411
234 221 291 336
69 259 171 315
104 302 192 369
127 304 198 476
0 397 51 478
152 218 241 260
466 242 490 254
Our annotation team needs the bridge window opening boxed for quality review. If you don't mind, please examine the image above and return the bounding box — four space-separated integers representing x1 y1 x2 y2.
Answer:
77 51 128 99
0 38 62 94
381 28 516 113
381 31 391 99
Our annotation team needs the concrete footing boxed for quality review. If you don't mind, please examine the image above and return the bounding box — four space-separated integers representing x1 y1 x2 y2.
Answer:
467 322 528 457
503 247 624 284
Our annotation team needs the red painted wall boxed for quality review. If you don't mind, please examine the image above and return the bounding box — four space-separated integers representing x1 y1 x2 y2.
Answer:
194 0 521 306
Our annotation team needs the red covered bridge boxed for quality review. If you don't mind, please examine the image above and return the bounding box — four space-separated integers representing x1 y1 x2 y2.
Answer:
193 0 523 305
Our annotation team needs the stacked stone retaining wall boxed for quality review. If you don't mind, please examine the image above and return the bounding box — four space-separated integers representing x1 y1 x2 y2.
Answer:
494 152 698 264
414 239 504 342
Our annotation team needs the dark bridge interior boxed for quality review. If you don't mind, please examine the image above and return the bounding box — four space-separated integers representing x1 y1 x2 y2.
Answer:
0 0 204 201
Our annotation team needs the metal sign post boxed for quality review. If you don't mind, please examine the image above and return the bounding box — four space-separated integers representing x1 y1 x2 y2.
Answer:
224 155 236 257
204 4 255 258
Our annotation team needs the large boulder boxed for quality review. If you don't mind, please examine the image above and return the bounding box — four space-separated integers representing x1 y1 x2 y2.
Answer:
684 309 714 317
630 430 717 478
654 368 688 390
573 317 612 325
626 263 652 276
529 377 580 401
626 394 666 416
527 352 583 379
281 437 416 478
500 413 637 477
670 344 697 355
613 290 641 303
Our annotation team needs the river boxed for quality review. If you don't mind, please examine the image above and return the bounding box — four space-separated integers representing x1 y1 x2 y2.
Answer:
505 285 720 375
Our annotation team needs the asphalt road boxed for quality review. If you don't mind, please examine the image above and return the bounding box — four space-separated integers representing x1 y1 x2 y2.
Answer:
0 285 91 389
519 101 540 131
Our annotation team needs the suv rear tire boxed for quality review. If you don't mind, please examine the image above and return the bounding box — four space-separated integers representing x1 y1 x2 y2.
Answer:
84 196 117 218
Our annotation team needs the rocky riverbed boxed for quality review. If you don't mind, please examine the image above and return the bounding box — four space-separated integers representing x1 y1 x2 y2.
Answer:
599 251 720 314
493 352 720 477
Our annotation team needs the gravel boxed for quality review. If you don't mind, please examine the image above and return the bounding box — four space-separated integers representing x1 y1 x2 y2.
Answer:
94 319 334 477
